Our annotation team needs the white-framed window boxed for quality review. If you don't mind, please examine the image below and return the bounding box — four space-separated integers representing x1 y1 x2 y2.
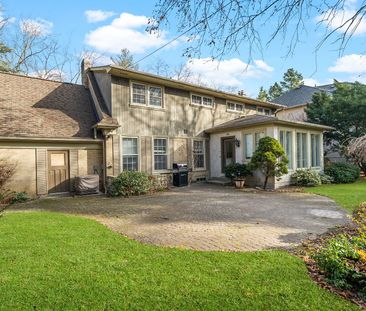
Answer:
244 131 266 160
244 133 254 159
153 138 168 170
131 82 163 108
296 132 308 168
122 137 139 171
193 140 205 169
279 130 293 169
191 94 214 108
257 107 272 115
311 134 321 167
227 102 244 112
131 83 146 105
255 131 265 148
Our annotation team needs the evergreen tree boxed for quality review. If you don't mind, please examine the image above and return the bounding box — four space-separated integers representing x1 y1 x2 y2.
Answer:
257 87 268 101
280 68 304 91
268 82 283 101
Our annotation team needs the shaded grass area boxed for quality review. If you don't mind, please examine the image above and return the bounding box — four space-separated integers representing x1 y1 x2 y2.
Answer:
305 178 366 211
0 212 357 310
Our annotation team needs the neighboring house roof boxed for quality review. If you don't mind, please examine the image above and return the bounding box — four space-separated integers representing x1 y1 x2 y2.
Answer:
272 84 334 108
89 65 286 110
0 72 97 139
205 114 334 133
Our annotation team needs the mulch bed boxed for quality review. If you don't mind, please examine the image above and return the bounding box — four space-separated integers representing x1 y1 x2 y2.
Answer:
292 223 366 309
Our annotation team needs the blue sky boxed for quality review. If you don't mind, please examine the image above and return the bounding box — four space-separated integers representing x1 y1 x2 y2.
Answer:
2 0 366 96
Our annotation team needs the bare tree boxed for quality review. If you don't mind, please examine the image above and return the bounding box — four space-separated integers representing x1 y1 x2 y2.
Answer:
148 0 366 60
146 57 170 76
347 135 366 175
111 48 138 70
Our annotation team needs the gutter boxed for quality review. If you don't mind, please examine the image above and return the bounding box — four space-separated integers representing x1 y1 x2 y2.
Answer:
0 136 104 143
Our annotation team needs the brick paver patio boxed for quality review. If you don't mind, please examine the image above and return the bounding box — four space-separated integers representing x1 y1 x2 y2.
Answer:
14 184 350 251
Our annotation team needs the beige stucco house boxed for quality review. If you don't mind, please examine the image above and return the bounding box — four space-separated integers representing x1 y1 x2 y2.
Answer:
0 64 333 196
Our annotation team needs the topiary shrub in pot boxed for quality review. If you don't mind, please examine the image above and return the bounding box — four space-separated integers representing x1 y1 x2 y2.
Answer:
324 162 361 184
224 163 251 188
108 171 152 197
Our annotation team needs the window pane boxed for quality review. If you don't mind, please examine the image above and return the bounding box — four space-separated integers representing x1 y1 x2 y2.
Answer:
154 138 167 154
123 138 137 155
203 97 213 106
311 134 320 167
192 95 202 105
193 140 205 168
154 155 167 170
296 133 308 168
245 134 253 159
255 132 264 148
123 156 138 171
149 86 162 107
227 102 235 111
132 83 146 105
236 104 244 111
286 131 293 169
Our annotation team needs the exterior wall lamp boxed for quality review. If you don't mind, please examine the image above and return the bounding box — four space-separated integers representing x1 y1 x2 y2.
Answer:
235 138 240 147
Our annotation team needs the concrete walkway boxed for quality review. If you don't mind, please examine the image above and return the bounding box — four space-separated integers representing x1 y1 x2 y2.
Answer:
15 183 350 252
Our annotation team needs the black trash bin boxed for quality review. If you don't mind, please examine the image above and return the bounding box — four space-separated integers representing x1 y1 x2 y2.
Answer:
172 163 189 187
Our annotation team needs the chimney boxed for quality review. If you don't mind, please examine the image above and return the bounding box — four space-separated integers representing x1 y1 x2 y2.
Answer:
238 90 246 96
81 58 91 88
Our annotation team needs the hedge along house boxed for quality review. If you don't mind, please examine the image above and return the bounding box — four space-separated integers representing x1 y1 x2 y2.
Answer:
0 72 108 196
85 63 332 189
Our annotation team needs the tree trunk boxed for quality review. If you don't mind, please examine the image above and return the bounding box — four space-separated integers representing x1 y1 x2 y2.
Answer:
263 175 269 189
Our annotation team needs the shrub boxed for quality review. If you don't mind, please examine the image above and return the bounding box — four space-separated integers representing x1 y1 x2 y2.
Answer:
10 192 30 204
313 235 366 291
108 171 152 197
224 163 251 179
319 173 333 184
325 162 361 184
249 137 288 189
291 169 321 186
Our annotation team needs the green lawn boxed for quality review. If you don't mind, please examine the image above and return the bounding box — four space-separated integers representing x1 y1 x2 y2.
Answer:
304 178 366 211
0 212 357 310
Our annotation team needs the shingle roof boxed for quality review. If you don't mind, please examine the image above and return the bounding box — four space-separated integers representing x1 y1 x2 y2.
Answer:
272 84 333 107
205 114 333 133
0 72 98 139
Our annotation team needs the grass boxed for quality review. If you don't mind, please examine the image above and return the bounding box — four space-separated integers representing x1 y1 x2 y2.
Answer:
304 178 366 211
0 212 358 311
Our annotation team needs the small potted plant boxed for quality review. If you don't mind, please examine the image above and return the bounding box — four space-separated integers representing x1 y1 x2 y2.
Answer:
224 163 251 188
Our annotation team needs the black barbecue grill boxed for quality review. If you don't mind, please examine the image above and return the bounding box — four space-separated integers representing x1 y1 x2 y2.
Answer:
172 163 189 187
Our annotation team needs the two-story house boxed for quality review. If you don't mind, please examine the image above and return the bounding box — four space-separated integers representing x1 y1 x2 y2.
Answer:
0 62 332 196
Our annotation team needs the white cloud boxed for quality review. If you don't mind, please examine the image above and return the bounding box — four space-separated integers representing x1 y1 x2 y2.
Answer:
85 13 168 54
254 60 274 72
177 58 274 90
20 18 53 36
317 9 366 35
329 54 366 73
85 10 115 23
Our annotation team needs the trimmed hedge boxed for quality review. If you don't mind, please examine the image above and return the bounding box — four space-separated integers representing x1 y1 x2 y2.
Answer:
325 162 360 184
108 171 152 197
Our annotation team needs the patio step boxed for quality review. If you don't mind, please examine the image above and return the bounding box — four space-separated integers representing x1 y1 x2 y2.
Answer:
207 177 232 186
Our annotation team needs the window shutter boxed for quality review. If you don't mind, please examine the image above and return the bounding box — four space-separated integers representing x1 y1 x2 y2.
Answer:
69 149 79 192
36 149 47 195
112 135 120 176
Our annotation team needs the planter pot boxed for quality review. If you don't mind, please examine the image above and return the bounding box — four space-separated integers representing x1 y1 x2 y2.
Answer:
234 178 245 189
